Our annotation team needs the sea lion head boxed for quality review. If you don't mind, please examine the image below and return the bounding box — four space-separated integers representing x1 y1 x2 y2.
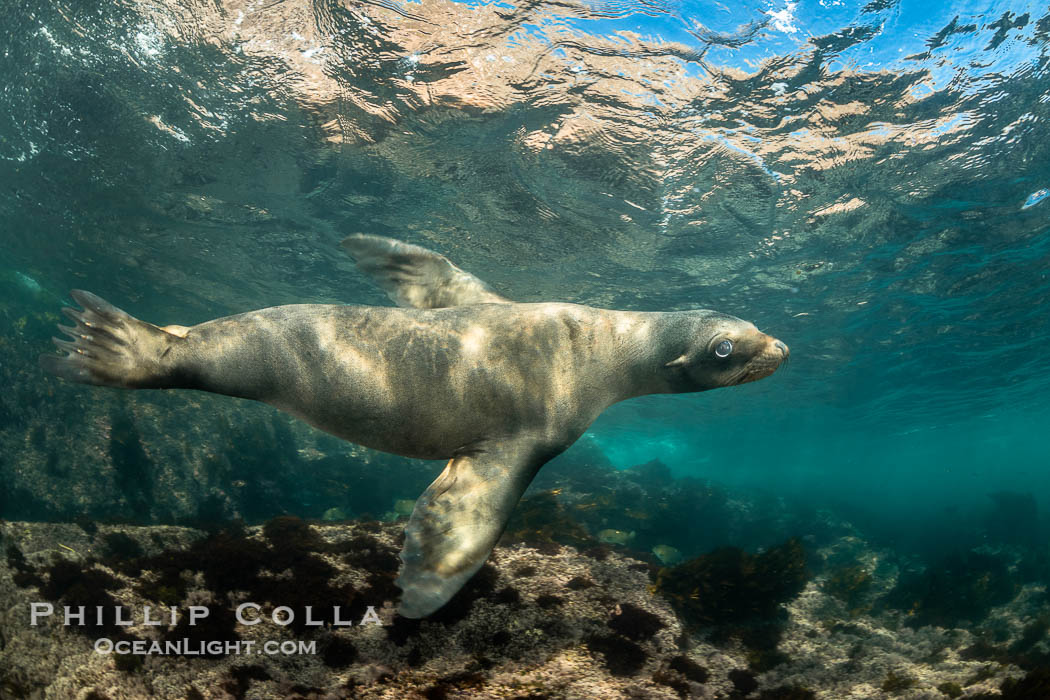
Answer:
662 311 789 392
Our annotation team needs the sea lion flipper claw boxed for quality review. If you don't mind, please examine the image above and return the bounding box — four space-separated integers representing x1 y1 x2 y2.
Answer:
40 290 184 389
396 444 548 618
341 234 510 309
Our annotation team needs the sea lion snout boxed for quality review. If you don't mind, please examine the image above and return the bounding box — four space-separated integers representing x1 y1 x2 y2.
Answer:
735 332 788 384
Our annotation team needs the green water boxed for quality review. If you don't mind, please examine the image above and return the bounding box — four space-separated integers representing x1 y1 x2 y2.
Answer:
2 0 1048 591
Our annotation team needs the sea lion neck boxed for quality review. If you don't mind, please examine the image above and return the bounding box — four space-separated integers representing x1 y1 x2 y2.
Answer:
597 309 693 400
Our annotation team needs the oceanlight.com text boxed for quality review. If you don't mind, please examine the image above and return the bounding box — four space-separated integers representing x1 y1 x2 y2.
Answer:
93 638 317 656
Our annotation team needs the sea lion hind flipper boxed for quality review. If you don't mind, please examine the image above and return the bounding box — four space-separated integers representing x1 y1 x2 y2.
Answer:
39 290 182 389
341 234 511 309
396 445 546 618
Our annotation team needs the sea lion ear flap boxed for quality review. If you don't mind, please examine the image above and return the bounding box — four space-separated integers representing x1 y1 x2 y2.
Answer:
341 234 511 309
664 354 689 368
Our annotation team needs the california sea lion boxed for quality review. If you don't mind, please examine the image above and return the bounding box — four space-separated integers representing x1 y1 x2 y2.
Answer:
40 235 789 617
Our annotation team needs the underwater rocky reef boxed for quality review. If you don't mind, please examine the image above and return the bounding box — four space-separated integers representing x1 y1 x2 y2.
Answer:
2 465 1048 699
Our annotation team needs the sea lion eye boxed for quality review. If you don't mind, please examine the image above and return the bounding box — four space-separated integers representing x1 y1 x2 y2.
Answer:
715 339 733 358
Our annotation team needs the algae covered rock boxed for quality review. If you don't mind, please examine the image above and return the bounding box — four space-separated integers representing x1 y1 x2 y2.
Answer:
655 537 808 670
885 549 1017 628
656 537 808 627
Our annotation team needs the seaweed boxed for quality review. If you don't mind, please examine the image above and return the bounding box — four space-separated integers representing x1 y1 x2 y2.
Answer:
101 532 144 561
654 656 713 697
1013 614 1050 653
40 558 123 637
74 516 98 537
428 563 500 625
607 603 664 641
960 620 1050 672
113 651 143 673
6 544 43 588
885 550 1016 628
221 664 271 699
423 670 487 699
823 564 873 614
320 635 358 668
655 538 808 665
107 410 153 522
340 533 400 572
668 655 709 683
566 576 595 590
881 670 917 693
965 664 1000 686
149 518 357 632
263 515 324 551
462 626 516 660
501 491 595 550
494 586 522 605
729 668 758 696
582 544 610 560
386 615 422 646
349 571 398 623
998 666 1050 699
16 517 370 645
584 633 648 676
490 630 512 647
758 687 816 700
161 604 240 657
937 681 963 698
653 668 692 696
419 671 485 700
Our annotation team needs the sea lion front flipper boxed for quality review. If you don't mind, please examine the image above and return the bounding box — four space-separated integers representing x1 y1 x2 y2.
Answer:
341 234 511 309
396 442 550 618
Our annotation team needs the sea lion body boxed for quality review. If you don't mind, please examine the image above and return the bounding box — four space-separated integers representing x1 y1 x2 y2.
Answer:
41 235 789 618
175 302 639 460
164 302 771 461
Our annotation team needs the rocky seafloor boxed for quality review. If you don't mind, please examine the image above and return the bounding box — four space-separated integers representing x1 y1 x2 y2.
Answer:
2 497 1048 700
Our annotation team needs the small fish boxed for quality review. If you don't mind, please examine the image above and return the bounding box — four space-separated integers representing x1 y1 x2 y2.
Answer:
651 544 682 565
393 499 416 516
322 507 348 521
597 529 635 546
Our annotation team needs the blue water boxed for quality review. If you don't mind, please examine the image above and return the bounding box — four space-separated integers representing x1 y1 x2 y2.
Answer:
3 0 1048 535
1 0 1049 690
